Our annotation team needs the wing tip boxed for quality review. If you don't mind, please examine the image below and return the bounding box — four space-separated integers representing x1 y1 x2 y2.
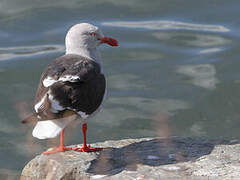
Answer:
21 114 38 124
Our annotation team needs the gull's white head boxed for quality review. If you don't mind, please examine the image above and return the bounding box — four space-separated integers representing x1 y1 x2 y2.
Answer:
65 23 118 60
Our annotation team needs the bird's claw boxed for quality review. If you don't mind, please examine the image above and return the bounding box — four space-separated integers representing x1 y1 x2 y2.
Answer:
68 145 103 152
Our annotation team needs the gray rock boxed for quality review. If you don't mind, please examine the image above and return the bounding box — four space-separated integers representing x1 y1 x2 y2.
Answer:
20 137 240 180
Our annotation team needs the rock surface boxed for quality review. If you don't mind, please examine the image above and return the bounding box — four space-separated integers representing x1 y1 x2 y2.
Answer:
20 137 240 180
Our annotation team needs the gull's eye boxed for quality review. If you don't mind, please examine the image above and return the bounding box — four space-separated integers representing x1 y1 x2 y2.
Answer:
89 32 97 37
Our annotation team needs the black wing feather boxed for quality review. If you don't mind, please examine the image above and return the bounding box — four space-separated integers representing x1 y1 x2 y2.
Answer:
34 54 106 120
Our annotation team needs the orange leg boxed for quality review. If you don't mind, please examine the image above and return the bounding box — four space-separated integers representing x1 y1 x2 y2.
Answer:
70 123 102 152
43 123 102 154
43 129 70 155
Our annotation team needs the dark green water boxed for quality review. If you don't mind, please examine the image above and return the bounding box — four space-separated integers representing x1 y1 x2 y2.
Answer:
0 0 240 176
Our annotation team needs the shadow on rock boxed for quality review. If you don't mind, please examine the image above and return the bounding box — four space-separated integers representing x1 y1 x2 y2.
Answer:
87 137 238 176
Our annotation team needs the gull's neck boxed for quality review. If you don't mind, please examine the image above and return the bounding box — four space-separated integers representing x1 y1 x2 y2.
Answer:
66 47 104 73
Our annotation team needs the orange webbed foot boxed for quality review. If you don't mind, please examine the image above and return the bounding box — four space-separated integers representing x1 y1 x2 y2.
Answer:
68 145 103 152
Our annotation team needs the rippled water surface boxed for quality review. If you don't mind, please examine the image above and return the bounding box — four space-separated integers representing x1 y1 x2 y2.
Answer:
0 0 240 176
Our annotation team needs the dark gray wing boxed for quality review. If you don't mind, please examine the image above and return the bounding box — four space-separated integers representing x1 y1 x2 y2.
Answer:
34 54 105 120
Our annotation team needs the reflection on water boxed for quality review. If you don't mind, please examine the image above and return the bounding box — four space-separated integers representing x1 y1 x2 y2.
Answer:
108 74 147 90
107 97 190 116
127 51 163 61
0 45 64 61
189 122 206 136
152 32 231 47
102 20 230 32
99 96 191 127
0 168 20 180
0 116 17 134
199 48 222 54
0 0 82 15
177 64 219 90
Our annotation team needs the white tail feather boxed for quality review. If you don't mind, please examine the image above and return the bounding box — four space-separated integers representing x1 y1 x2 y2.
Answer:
32 115 77 139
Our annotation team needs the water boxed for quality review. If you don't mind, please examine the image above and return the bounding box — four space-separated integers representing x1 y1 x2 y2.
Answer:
0 0 240 176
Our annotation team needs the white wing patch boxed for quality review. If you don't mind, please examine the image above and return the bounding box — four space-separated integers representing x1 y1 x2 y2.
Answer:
34 94 47 113
48 90 65 112
43 75 80 88
78 111 89 119
59 75 80 82
43 76 57 87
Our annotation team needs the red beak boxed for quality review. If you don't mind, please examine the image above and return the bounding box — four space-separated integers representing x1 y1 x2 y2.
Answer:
98 37 118 46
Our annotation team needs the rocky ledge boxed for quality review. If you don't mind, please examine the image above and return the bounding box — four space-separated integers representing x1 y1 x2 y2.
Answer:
20 137 240 180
